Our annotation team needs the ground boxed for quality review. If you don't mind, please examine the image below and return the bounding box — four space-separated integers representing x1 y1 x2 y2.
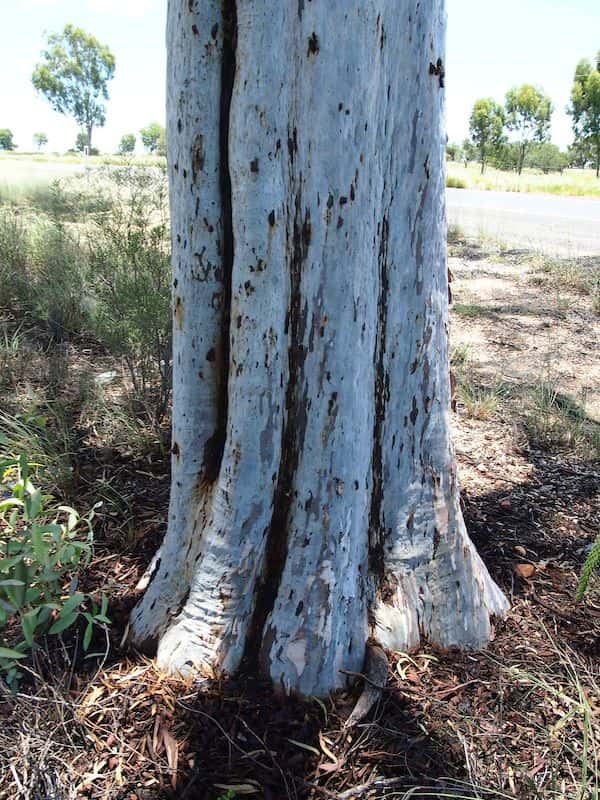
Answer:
0 224 598 799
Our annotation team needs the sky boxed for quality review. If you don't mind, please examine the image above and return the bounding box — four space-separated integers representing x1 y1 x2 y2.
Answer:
0 0 598 154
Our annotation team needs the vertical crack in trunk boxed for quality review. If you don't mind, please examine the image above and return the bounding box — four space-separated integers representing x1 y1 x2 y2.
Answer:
243 189 310 674
368 214 390 585
203 0 237 481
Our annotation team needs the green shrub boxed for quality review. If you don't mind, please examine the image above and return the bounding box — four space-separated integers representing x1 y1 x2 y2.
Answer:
0 208 30 310
577 534 600 600
87 166 172 423
0 454 108 686
446 175 467 188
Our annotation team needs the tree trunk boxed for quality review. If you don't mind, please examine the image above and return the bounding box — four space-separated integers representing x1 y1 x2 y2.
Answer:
86 124 93 151
130 0 508 698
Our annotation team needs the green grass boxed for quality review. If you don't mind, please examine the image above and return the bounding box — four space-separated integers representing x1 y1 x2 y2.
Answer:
453 302 488 317
523 382 600 460
446 162 600 197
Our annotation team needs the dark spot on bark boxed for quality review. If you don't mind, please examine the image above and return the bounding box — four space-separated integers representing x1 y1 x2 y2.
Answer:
327 193 334 209
338 102 343 111
173 278 178 288
339 196 348 205
177 118 182 133
302 209 311 246
424 396 431 413
424 156 430 179
433 527 441 556
410 396 419 425
191 133 205 180
307 32 319 56
410 358 418 374
250 157 259 173
174 296 184 329
192 23 199 35
350 184 355 201
244 280 255 295
206 348 216 362
295 601 304 616
171 441 180 457
287 127 298 163
211 22 219 39
268 209 276 226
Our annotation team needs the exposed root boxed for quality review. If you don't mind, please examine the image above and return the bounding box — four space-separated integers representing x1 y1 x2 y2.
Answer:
343 644 388 729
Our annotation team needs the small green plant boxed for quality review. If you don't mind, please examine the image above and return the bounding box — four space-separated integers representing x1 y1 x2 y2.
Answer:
524 383 600 459
0 454 108 685
458 381 500 420
453 302 487 317
577 533 600 600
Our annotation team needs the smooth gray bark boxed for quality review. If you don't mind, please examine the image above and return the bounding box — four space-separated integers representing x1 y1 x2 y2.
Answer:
130 0 508 697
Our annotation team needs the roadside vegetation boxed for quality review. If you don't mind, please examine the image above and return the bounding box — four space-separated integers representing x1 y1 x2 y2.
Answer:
0 170 597 798
446 161 600 197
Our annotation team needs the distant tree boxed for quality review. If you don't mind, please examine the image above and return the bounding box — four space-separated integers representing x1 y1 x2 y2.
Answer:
0 129 15 150
469 98 505 173
446 142 463 162
75 131 88 152
75 131 99 155
525 142 569 174
492 141 521 172
567 139 592 169
505 84 552 175
568 53 600 177
32 24 115 151
140 122 165 154
118 133 136 155
33 132 48 150
461 137 476 165
156 127 167 157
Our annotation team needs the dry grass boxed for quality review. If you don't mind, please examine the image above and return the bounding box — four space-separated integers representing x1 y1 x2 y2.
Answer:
447 163 600 198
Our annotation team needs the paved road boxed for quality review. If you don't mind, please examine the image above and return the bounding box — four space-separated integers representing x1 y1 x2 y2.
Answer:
447 188 600 257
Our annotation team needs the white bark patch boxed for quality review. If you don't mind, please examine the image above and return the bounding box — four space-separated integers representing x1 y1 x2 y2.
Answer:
134 0 508 696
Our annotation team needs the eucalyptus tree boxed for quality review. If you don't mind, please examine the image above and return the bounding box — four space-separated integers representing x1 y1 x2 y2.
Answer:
32 24 115 151
569 53 600 177
505 84 553 175
130 0 508 697
468 98 505 173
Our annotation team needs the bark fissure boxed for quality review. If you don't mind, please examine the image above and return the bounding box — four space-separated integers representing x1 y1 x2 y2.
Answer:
368 213 390 584
244 189 310 673
210 0 237 478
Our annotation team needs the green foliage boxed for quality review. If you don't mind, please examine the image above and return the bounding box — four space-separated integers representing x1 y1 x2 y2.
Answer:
577 533 600 600
446 142 463 162
33 132 48 151
469 98 505 173
140 122 166 154
446 175 466 188
0 454 107 686
569 54 600 177
505 84 553 174
32 24 116 150
525 142 569 174
0 129 15 151
87 166 172 423
118 133 136 155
